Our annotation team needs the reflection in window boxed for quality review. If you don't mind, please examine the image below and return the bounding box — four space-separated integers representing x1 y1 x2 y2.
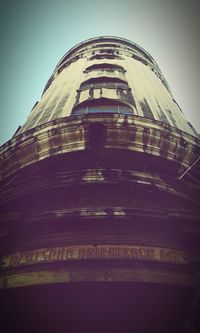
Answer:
71 99 134 116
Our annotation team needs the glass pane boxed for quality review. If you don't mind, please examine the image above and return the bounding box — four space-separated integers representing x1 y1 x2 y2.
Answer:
117 83 128 90
72 104 133 116
93 83 103 89
72 107 86 115
120 107 134 114
87 106 118 114
102 106 118 113
88 107 102 113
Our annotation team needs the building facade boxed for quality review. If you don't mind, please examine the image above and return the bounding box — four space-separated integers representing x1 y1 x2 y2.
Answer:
0 37 200 332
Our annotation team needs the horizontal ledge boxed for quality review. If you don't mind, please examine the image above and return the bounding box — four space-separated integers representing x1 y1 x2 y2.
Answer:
0 266 191 290
1 115 199 181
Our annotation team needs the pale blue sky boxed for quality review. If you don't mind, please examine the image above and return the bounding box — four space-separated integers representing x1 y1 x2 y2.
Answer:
0 0 200 145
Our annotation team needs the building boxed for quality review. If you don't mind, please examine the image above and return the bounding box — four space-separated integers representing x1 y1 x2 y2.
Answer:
0 36 200 332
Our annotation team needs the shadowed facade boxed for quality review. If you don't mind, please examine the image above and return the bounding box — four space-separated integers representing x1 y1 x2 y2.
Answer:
0 36 200 332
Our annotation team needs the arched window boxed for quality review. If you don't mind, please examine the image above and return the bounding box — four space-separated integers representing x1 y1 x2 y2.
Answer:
85 63 125 73
79 77 129 91
89 53 121 60
71 98 134 116
92 43 118 48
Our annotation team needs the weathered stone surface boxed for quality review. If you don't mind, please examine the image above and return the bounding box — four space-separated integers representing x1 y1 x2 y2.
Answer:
0 39 200 333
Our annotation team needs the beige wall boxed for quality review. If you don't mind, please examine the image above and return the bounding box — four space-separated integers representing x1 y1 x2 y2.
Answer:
18 38 198 137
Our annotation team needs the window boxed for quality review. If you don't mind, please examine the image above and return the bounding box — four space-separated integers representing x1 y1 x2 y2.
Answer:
89 54 121 60
140 98 154 119
132 54 148 66
92 43 118 48
85 63 125 73
80 77 129 91
71 98 134 116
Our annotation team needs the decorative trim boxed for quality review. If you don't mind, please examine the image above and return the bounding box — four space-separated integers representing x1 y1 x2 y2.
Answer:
0 115 199 181
2 244 188 269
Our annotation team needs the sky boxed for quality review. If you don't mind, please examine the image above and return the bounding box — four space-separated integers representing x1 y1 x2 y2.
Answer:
0 0 200 145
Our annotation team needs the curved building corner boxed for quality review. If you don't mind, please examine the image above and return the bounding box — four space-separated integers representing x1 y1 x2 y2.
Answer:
0 36 200 333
